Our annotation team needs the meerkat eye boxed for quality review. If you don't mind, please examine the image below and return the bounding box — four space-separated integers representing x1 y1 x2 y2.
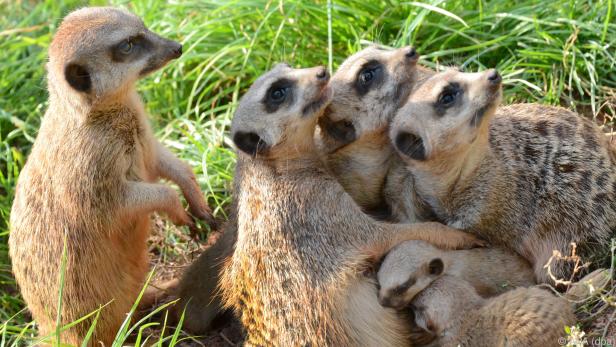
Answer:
438 91 456 105
428 258 444 275
269 87 287 103
393 283 409 295
359 69 375 84
437 83 462 107
118 39 133 55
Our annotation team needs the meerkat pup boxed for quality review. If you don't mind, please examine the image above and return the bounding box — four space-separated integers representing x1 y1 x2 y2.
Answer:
9 7 215 345
389 68 616 285
408 275 576 347
316 46 435 218
376 240 535 309
219 63 479 346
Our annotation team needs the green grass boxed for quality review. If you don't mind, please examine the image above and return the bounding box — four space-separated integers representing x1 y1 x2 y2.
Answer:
1 0 615 345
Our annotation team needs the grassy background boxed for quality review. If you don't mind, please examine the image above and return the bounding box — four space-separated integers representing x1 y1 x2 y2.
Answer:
1 0 614 345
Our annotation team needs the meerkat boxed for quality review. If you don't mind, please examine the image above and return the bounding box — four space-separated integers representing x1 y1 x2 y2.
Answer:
219 63 480 346
172 47 430 330
376 240 535 309
173 47 431 331
409 275 576 347
389 68 616 285
315 46 435 218
9 7 215 345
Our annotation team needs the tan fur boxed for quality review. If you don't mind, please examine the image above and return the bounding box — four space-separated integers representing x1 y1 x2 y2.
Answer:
389 68 616 284
315 46 435 217
9 7 214 345
220 64 480 346
377 240 535 309
410 275 576 347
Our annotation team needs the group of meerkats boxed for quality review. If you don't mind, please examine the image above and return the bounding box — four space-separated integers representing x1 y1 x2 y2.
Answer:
7 6 615 347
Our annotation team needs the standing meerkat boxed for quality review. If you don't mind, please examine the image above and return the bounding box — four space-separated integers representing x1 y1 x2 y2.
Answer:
9 7 215 345
376 240 535 309
408 275 576 347
316 46 434 218
389 68 616 284
220 63 480 346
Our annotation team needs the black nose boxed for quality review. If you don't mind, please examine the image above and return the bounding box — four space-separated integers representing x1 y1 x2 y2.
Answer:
316 67 329 81
487 69 501 85
233 131 268 157
395 131 426 161
170 43 182 59
405 46 418 60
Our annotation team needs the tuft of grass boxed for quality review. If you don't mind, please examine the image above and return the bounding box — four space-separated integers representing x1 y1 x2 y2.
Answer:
0 0 614 345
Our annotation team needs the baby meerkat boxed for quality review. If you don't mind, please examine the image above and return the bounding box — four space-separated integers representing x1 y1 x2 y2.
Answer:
409 275 576 347
219 63 479 346
390 68 616 284
9 7 214 345
377 240 535 309
316 46 434 217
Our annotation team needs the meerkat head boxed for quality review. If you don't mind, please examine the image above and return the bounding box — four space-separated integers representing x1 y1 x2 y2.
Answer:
231 64 332 159
377 240 445 310
47 7 183 101
410 275 482 339
317 46 421 151
390 69 502 163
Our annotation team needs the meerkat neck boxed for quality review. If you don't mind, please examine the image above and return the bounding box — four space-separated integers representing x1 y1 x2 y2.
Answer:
414 135 492 201
270 141 323 173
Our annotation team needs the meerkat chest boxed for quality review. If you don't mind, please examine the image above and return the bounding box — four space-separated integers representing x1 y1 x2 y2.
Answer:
89 107 156 182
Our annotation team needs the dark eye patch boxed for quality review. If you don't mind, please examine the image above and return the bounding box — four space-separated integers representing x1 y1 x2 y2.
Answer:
262 78 296 113
354 60 384 96
111 34 150 62
433 82 462 116
392 276 417 296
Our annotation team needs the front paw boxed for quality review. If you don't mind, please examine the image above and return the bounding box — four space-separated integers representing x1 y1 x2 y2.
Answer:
188 203 217 231
425 222 486 250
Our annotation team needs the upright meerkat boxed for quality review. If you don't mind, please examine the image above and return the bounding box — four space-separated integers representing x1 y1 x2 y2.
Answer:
389 68 616 284
376 240 535 309
220 63 479 346
316 46 434 217
9 7 214 345
409 275 576 347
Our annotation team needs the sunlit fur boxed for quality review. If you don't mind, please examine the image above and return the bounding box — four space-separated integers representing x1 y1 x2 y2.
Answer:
377 240 535 309
390 68 616 284
9 7 213 345
411 275 575 347
220 64 479 346
316 46 434 217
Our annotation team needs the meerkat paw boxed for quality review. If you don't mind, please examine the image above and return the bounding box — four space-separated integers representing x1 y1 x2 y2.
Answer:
188 200 217 231
420 222 486 250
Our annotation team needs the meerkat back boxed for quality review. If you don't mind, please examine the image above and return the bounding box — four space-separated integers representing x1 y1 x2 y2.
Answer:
466 286 576 347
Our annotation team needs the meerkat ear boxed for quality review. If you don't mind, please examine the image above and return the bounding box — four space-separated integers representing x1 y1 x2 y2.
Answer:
428 258 444 275
318 108 357 146
64 63 92 93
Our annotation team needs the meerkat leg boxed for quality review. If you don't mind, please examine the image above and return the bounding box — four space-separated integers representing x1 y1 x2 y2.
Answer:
155 143 216 228
366 222 483 261
122 181 193 227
